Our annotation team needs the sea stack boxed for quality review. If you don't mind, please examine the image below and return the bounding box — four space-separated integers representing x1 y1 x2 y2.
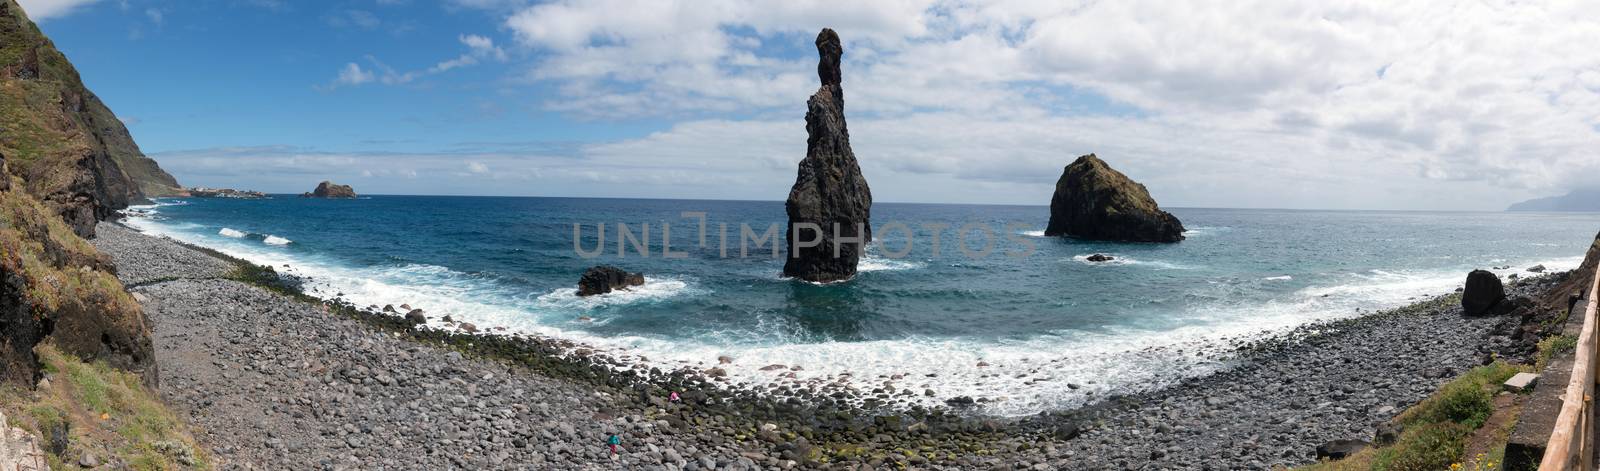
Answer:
577 265 644 297
783 28 873 283
1045 154 1184 243
301 181 357 198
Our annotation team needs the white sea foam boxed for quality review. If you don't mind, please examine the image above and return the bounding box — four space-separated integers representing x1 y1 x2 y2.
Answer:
219 228 247 238
1018 230 1046 237
1069 254 1193 270
1182 226 1229 237
535 278 701 310
858 255 924 272
263 235 292 246
1263 275 1292 281
118 216 1594 417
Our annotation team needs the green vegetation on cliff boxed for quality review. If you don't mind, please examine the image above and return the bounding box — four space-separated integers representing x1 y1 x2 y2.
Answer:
0 0 181 225
1 344 208 470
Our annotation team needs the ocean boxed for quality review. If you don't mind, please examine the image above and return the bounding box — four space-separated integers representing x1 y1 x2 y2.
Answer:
121 196 1600 416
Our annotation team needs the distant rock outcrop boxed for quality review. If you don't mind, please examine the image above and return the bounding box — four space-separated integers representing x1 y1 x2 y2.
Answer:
301 181 357 198
783 28 873 283
187 187 266 199
1507 188 1600 212
577 265 644 297
1461 269 1506 316
1045 154 1184 243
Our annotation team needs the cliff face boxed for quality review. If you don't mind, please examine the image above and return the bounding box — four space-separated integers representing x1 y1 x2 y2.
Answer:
783 28 873 283
0 0 181 237
0 0 159 388
1045 154 1185 243
0 181 157 387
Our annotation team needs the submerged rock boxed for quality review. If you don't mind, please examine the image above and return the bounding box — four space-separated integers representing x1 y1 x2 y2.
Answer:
1086 254 1115 262
577 265 644 297
1045 154 1184 242
783 28 872 283
1462 269 1505 316
301 181 357 198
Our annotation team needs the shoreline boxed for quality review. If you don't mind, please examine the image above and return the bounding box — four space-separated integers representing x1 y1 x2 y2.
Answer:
116 202 1584 419
96 220 1565 469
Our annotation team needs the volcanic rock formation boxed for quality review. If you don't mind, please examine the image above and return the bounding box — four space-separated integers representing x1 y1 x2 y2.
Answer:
1045 154 1184 243
577 265 645 297
302 181 357 198
1462 269 1506 316
783 28 872 283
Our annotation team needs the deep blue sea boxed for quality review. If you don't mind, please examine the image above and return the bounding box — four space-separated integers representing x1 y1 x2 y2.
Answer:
123 196 1600 415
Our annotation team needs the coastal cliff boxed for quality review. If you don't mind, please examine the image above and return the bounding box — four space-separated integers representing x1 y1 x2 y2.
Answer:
0 4 206 468
783 28 872 283
0 0 181 237
1507 188 1600 212
1045 154 1184 242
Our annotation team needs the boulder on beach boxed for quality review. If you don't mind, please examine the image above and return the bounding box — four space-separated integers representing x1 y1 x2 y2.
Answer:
300 181 357 198
1315 439 1369 461
577 265 645 296
1045 154 1185 243
1528 264 1546 273
1462 269 1506 316
783 28 873 283
404 309 426 326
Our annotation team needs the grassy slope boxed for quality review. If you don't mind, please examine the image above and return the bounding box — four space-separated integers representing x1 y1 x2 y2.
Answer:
0 179 206 469
1 345 208 470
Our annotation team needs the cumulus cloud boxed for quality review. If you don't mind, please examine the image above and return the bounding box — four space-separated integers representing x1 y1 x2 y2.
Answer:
322 33 509 89
461 0 1600 208
16 0 101 20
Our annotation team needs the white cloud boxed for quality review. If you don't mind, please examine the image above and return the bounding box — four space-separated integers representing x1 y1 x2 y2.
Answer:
472 0 1600 209
143 6 162 25
333 62 374 86
16 0 101 20
324 33 509 89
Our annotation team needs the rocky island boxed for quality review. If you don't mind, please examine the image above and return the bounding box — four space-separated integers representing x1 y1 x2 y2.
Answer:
577 265 645 296
300 180 357 198
1045 153 1185 242
783 28 873 283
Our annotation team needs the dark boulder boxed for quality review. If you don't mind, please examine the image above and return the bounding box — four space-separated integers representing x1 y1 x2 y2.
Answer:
1528 264 1546 273
577 265 645 296
1045 154 1184 242
1462 269 1506 316
404 309 426 325
1086 254 1115 262
1316 439 1369 460
1373 422 1403 445
301 181 357 198
783 28 872 283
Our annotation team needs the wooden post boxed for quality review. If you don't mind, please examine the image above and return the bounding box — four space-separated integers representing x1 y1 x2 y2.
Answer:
1540 270 1600 471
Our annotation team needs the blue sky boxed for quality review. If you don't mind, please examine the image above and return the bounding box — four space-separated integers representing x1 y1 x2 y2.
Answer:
20 0 1600 209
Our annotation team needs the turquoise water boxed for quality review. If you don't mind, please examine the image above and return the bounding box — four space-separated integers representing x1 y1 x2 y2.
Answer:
123 196 1600 415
